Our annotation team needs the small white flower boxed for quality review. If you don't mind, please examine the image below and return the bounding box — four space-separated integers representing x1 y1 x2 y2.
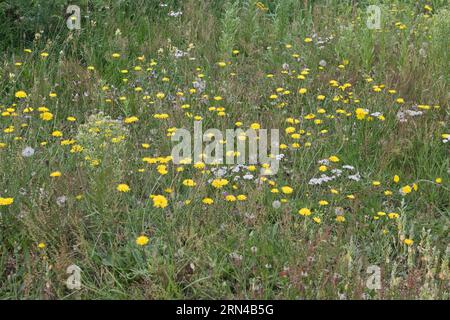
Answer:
21 147 35 157
272 200 281 209
348 173 361 181
168 10 183 17
56 196 67 207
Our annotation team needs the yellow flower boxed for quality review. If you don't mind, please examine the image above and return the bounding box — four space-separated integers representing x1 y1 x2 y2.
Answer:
151 195 168 208
401 185 412 195
237 194 247 201
117 184 130 192
182 179 196 187
403 238 414 246
298 88 307 94
225 195 236 202
355 108 368 120
194 162 205 170
304 37 313 43
202 198 214 205
281 186 293 194
136 235 149 246
52 130 63 137
388 212 399 219
15 90 27 99
313 217 321 224
37 242 46 249
211 179 229 189
328 155 340 163
318 200 328 206
40 112 54 121
435 177 442 184
156 92 165 99
70 144 84 153
250 123 261 130
298 208 311 216
393 175 400 183
335 216 345 222
157 164 168 175
50 171 61 177
124 116 139 124
0 197 14 206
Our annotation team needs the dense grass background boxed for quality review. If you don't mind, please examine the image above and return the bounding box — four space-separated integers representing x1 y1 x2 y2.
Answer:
0 0 449 299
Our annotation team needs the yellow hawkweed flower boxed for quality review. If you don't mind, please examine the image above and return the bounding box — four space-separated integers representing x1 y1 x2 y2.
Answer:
15 91 27 99
151 194 168 208
136 235 149 246
0 197 14 206
298 208 311 216
281 186 293 194
202 198 214 205
117 184 130 192
403 238 414 246
37 242 46 249
50 171 62 177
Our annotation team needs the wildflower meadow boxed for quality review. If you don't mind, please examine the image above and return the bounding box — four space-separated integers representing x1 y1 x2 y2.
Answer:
0 0 449 300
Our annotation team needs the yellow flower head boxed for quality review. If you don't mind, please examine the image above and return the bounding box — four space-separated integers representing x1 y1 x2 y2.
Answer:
0 197 14 206
37 242 46 249
117 184 130 192
136 235 149 246
328 155 340 163
202 198 214 205
50 171 61 177
401 185 412 195
182 179 196 187
281 186 293 194
298 208 311 216
40 112 54 121
403 238 414 246
15 91 28 99
151 194 168 208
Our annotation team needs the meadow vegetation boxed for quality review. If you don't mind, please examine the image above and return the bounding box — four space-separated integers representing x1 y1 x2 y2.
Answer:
0 0 449 299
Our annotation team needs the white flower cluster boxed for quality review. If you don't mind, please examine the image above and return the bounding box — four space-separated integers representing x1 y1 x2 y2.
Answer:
308 160 361 185
396 108 424 123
